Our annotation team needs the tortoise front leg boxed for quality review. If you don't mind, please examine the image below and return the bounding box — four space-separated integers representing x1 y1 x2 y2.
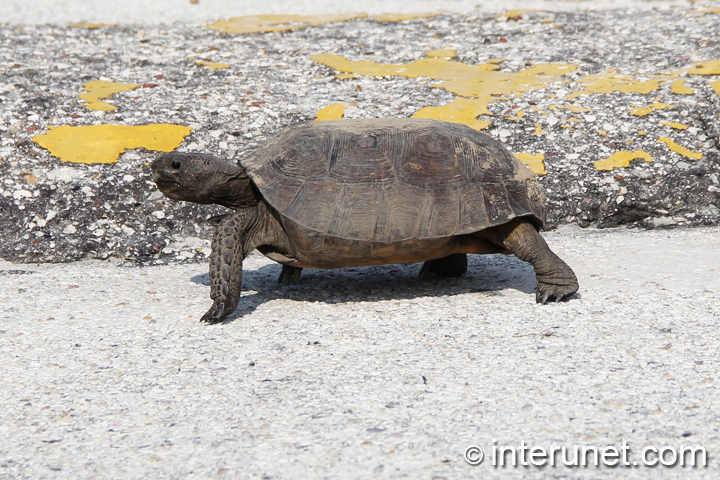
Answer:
481 218 578 303
202 213 249 324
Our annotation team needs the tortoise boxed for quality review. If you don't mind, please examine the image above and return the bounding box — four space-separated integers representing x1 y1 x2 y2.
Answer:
151 118 578 323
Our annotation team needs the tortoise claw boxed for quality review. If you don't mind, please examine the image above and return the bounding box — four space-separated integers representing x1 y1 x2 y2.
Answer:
536 282 577 304
537 291 551 304
200 301 226 324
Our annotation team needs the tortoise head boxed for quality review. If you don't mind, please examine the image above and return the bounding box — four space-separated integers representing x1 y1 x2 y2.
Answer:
151 152 259 209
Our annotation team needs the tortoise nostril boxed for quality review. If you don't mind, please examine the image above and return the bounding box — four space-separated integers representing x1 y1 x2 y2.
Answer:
171 161 182 169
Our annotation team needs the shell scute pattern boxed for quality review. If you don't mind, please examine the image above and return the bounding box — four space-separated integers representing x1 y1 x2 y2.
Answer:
243 119 543 244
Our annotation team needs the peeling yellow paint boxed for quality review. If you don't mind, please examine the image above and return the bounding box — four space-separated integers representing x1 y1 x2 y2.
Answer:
311 54 577 99
32 124 192 164
507 110 525 121
310 50 718 137
70 23 116 29
660 122 688 130
371 13 440 22
670 79 694 95
711 79 720 96
549 105 590 113
638 131 646 135
195 60 231 70
412 97 497 130
630 106 654 117
79 80 139 111
594 150 653 171
598 130 607 136
574 73 662 96
514 153 546 175
425 48 457 59
684 59 720 75
488 59 506 64
532 123 546 136
206 13 367 34
658 137 703 159
500 9 536 18
316 104 346 121
629 102 675 117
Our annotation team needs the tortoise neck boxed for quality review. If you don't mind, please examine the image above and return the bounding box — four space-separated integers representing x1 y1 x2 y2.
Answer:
212 175 260 209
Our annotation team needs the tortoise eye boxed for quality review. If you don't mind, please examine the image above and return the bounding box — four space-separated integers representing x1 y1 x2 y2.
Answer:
171 161 182 169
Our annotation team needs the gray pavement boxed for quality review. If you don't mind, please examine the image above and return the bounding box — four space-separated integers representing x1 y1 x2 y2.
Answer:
2 0 720 478
2 225 720 478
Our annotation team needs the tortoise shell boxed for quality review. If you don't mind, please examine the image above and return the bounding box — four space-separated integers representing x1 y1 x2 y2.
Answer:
242 118 545 244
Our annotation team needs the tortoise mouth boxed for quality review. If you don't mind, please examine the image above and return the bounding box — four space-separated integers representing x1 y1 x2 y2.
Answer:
153 177 185 198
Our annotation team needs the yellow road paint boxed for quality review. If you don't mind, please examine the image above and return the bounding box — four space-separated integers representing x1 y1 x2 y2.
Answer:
598 130 607 136
412 97 498 130
660 122 688 130
594 150 653 171
79 80 139 111
206 14 367 34
195 60 231 70
573 73 662 96
311 54 577 99
532 123 546 135
70 23 116 29
658 137 703 159
629 102 675 117
371 13 440 22
670 79 694 94
316 104 346 120
507 110 525 121
500 9 536 18
514 152 546 175
32 124 192 164
549 105 590 113
425 48 457 58
336 74 358 79
684 59 720 75
711 79 720 96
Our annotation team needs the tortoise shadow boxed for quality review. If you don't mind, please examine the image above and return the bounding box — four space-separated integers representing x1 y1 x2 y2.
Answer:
189 254 541 323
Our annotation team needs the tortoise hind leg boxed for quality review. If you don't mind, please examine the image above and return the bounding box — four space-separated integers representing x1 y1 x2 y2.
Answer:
420 254 468 277
278 265 303 284
480 218 578 303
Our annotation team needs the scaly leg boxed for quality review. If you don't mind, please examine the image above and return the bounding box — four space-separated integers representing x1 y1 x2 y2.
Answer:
481 218 578 303
278 265 303 284
202 213 248 324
